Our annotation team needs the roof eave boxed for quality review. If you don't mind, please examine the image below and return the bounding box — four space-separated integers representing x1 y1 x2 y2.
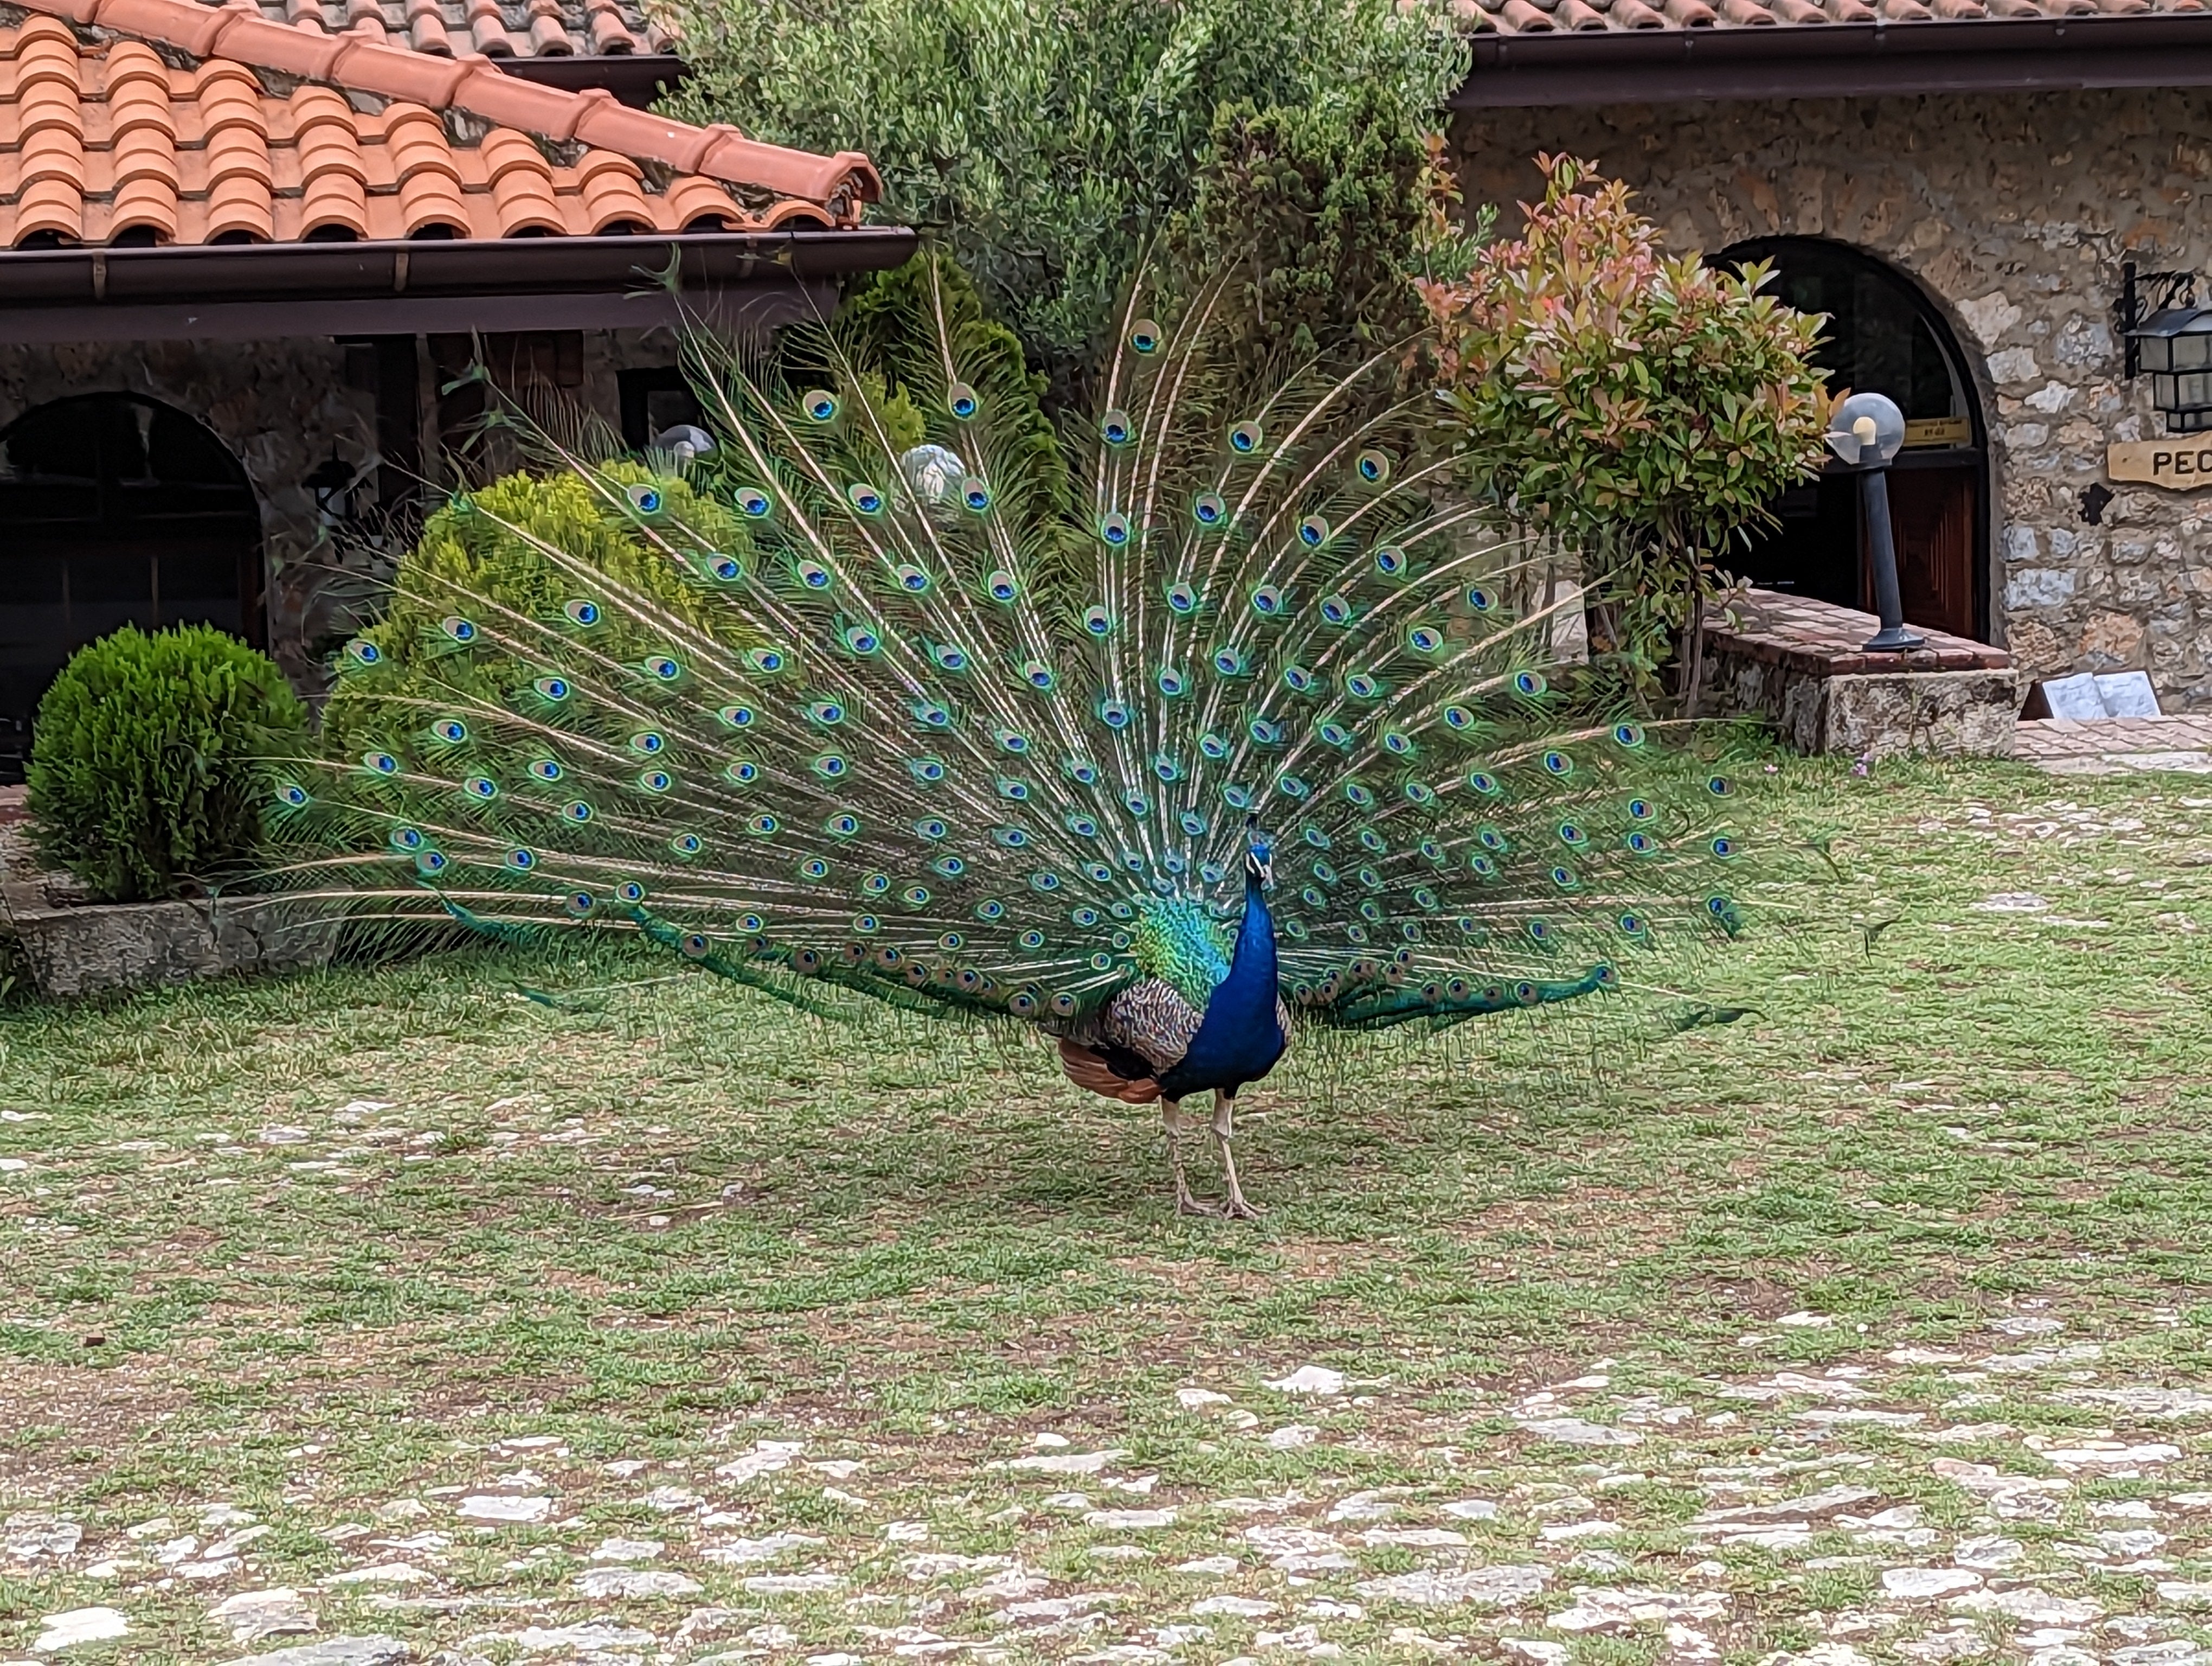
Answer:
1457 14 2212 106
0 226 919 342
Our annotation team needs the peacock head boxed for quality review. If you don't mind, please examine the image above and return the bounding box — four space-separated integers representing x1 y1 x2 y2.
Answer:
1245 823 1274 890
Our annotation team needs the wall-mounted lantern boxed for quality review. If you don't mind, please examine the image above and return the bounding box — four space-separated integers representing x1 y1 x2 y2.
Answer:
2118 262 2212 434
305 452 364 526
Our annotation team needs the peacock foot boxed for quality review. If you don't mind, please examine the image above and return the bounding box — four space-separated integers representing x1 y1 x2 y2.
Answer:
1219 1186 1263 1222
1175 1186 1227 1219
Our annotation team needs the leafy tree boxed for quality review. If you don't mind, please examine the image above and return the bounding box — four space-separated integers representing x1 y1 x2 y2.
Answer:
1419 155 1829 706
1164 87 1445 393
663 0 1464 398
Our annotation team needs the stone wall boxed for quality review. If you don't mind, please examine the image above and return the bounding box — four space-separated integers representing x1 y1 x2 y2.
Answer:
0 335 374 681
1455 89 2212 711
0 326 680 692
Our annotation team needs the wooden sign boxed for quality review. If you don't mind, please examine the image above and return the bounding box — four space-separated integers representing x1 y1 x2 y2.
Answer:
2107 439 2212 489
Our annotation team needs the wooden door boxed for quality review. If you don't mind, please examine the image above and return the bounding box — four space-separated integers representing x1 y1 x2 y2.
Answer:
1879 466 1978 640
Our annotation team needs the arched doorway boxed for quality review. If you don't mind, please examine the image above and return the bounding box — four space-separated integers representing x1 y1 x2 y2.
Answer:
1724 238 1989 642
0 394 263 780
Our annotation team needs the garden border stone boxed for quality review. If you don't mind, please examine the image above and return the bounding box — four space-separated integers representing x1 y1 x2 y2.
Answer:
10 894 339 998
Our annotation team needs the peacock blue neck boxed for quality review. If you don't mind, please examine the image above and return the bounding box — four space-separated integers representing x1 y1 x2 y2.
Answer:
1157 867 1285 1100
1222 867 1277 1009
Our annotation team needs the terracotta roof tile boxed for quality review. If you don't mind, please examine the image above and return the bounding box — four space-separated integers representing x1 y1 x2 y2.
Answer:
0 1 885 247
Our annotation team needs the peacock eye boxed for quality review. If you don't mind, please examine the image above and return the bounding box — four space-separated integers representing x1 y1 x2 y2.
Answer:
626 483 662 514
947 381 979 419
564 599 601 627
736 487 773 518
1129 318 1160 353
962 477 992 512
1192 491 1226 527
1297 515 1329 548
1228 419 1262 453
1100 408 1133 447
803 389 839 422
1356 447 1391 484
1099 511 1131 547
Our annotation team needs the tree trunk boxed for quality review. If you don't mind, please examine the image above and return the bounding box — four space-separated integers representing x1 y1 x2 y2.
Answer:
1681 588 1708 720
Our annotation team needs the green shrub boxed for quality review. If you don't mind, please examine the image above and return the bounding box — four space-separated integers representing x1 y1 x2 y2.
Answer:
28 625 308 904
1166 87 1445 397
663 0 1465 398
317 462 751 771
1419 155 1830 702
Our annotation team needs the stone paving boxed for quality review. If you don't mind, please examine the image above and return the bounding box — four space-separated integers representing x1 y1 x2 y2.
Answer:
2012 719 2212 777
7 1300 2212 1663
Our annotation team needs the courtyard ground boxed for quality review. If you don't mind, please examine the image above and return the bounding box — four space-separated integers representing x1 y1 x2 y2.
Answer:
1 754 2209 1665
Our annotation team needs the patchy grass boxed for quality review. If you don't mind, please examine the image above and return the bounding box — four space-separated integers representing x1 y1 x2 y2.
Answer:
1 755 2210 1664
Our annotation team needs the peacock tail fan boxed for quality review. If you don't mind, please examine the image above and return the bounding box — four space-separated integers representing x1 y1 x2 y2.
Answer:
261 255 1781 1055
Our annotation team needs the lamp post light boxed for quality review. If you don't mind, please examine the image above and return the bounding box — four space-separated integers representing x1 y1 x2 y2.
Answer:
1824 390 1922 653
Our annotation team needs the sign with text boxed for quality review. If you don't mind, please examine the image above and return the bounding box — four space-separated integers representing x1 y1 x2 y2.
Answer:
1904 415 1971 448
2107 439 2212 488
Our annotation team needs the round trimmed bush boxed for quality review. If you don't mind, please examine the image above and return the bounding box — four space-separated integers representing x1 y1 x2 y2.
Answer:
28 625 308 903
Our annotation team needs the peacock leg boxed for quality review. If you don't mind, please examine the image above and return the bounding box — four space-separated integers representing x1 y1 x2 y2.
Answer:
1162 1099 1221 1217
1211 1089 1262 1221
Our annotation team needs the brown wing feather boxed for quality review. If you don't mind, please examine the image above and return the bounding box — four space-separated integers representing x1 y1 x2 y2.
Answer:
1057 1039 1160 1104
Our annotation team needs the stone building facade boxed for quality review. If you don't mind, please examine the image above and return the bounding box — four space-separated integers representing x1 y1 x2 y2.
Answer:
0 0 906 775
0 328 689 691
1457 55 2212 712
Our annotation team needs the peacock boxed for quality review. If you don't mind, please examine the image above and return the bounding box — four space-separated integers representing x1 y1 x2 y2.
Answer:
272 264 1765 1220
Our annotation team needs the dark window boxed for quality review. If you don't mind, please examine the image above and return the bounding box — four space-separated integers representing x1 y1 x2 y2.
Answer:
1733 239 1966 428
0 394 262 780
618 365 700 452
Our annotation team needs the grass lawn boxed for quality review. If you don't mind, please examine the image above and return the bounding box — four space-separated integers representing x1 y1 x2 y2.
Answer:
1 753 2209 1665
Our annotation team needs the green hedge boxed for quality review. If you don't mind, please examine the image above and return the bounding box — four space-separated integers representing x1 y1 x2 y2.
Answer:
29 625 308 904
